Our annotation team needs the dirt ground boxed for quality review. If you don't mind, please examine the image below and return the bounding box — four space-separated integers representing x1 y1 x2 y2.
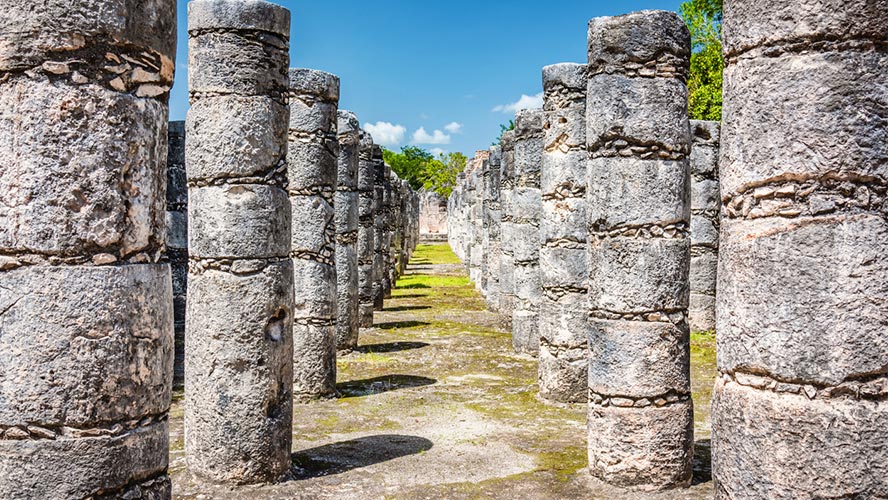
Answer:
169 244 716 499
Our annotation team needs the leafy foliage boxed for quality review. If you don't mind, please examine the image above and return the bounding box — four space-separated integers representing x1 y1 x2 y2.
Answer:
680 0 724 121
494 120 515 145
383 146 467 198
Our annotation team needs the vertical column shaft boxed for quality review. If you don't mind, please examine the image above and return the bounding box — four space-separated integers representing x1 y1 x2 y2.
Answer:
357 132 377 327
335 110 361 351
185 0 293 484
168 121 189 388
0 1 177 497
512 109 545 356
713 1 888 497
539 63 589 403
585 11 693 489
498 132 517 323
484 146 503 311
688 120 720 333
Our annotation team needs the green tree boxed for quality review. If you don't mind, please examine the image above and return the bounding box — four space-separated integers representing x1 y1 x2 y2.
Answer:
680 0 723 121
382 146 467 198
494 120 515 145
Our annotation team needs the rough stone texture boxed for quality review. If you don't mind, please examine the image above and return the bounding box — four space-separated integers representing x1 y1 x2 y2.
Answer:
336 110 360 351
357 131 376 328
483 146 503 311
512 109 544 356
185 0 293 484
167 121 188 388
586 11 693 490
498 131 517 322
371 148 386 311
0 1 175 497
713 2 888 497
288 68 340 400
539 62 588 403
688 120 719 332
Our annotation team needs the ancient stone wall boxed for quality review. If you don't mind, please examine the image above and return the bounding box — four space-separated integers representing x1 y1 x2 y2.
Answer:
288 68 340 400
420 190 448 236
0 0 177 496
585 11 693 489
539 63 589 403
336 110 361 351
185 0 293 483
712 1 888 497
511 109 545 356
688 120 720 333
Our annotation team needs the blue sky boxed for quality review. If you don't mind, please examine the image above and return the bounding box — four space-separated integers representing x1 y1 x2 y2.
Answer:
170 0 683 156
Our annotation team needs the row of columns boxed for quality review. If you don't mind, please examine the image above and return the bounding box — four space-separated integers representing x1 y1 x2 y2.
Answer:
449 3 886 497
0 0 421 495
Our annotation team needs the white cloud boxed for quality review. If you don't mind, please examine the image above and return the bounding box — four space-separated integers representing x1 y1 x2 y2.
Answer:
430 148 447 157
363 121 406 147
443 122 463 134
412 126 451 145
492 92 544 114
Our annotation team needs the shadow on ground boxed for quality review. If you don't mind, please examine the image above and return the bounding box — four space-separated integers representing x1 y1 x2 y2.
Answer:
355 341 430 354
337 374 437 398
376 320 431 330
292 435 434 479
384 305 432 312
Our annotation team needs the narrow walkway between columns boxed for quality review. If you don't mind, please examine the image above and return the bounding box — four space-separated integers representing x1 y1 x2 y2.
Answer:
167 243 716 499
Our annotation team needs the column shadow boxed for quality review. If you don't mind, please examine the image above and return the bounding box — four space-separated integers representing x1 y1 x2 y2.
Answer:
375 320 431 330
355 341 430 354
337 374 436 398
291 434 434 479
692 439 712 485
383 305 432 312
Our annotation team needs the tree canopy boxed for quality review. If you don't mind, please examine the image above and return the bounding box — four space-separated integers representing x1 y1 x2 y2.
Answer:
383 146 467 198
680 0 723 121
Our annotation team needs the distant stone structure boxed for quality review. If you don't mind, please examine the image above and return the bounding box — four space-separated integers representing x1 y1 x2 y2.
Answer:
0 1 176 496
512 109 545 356
336 110 361 351
688 120 720 333
420 190 449 239
168 121 188 388
713 1 888 497
185 0 293 484
539 63 589 403
288 68 340 400
585 11 693 489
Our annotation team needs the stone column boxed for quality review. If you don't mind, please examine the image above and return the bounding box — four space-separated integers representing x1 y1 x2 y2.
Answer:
0 2 176 497
539 63 589 403
688 120 719 333
288 68 339 400
713 1 888 498
168 121 189 388
484 146 503 311
381 168 394 299
512 109 544 356
372 148 387 310
585 11 692 489
185 0 293 484
336 110 361 351
498 131 517 322
357 131 377 327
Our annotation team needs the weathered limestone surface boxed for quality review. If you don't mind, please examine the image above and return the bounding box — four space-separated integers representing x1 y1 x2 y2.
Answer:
0 1 176 497
336 110 361 351
585 11 693 490
713 1 888 498
539 62 588 403
185 0 293 484
498 131 517 322
483 146 503 311
372 147 386 311
688 120 719 333
357 131 377 327
288 68 340 400
512 109 544 356
167 121 188 388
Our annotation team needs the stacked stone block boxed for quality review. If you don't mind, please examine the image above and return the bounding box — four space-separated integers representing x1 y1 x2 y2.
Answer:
336 110 361 351
498 131 518 321
168 121 189 388
539 63 589 403
288 68 340 400
185 0 293 484
357 132 377 327
372 147 387 310
585 11 693 489
688 120 719 333
712 1 888 498
0 1 176 497
483 146 503 311
512 109 545 356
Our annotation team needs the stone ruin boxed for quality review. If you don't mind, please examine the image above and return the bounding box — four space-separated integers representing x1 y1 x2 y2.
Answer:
448 3 887 497
0 0 885 498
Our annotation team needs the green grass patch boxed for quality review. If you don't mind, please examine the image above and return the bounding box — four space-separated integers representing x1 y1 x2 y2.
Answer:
410 243 462 265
